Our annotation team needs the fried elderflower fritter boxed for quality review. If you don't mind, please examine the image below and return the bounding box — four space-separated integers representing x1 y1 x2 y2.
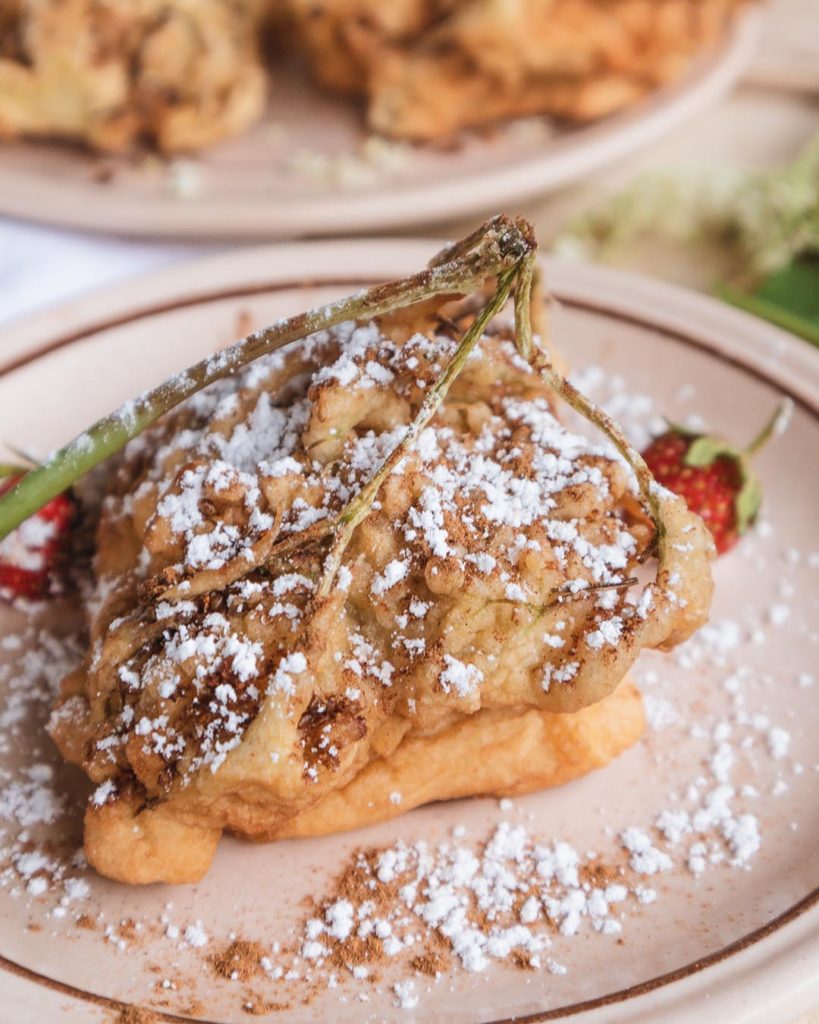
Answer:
290 0 744 138
49 295 713 884
1 0 744 151
0 0 269 153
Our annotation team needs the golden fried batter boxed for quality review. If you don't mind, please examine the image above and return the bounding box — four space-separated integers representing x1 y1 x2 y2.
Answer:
0 0 743 151
50 295 712 883
81 678 646 884
291 0 744 139
274 676 646 840
0 0 269 152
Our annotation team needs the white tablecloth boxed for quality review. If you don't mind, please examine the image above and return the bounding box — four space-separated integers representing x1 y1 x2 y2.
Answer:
0 219 206 326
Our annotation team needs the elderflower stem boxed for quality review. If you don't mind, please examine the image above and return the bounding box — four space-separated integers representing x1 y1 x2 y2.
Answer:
529 349 665 540
513 251 536 361
316 269 518 597
530 264 549 348
0 216 535 541
507 271 665 544
487 576 640 617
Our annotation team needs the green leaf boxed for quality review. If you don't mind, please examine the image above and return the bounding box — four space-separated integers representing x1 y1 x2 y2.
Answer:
685 436 738 467
715 255 819 348
757 254 819 320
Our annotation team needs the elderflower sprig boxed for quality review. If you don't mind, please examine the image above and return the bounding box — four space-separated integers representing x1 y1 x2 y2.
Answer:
315 268 518 596
554 135 819 287
0 215 690 615
0 215 533 541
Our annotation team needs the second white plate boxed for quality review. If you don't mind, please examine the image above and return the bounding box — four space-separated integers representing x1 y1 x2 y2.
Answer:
0 9 761 240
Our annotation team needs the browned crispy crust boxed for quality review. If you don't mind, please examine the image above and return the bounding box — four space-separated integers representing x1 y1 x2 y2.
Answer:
82 677 644 884
275 676 646 841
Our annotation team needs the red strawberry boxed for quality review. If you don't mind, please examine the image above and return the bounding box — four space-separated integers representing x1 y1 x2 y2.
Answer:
641 403 789 555
0 474 75 599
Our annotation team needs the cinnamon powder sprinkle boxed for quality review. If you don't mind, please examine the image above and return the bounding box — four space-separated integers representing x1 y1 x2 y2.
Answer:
210 939 268 981
113 1008 158 1024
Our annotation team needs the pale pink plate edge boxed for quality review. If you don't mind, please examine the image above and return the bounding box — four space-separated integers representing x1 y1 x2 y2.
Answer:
0 8 761 241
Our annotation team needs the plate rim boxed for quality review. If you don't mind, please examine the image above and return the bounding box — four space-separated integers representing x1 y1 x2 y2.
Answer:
0 8 761 240
0 236 817 1023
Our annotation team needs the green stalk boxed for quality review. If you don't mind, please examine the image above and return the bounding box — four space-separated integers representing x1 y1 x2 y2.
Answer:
316 268 518 597
745 399 793 457
532 352 665 541
513 251 536 361
0 216 533 541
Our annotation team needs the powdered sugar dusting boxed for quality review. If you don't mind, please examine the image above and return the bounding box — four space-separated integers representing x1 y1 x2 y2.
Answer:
0 348 812 1019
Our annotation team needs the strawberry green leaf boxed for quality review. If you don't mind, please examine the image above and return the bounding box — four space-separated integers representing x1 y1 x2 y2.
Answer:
685 436 740 468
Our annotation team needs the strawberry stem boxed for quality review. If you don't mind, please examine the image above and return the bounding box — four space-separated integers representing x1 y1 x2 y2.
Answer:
2 445 37 468
745 399 793 457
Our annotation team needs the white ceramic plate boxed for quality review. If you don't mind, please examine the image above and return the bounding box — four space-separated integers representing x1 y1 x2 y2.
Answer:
0 238 816 1024
0 10 761 240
